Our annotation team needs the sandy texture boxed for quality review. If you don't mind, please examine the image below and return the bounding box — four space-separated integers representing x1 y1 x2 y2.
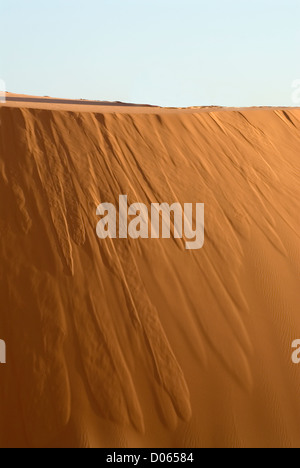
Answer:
0 95 299 448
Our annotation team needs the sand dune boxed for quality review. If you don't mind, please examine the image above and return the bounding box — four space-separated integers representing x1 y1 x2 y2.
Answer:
4 92 156 108
0 95 299 448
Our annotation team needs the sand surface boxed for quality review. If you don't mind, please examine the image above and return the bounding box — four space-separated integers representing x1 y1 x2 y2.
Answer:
0 94 300 448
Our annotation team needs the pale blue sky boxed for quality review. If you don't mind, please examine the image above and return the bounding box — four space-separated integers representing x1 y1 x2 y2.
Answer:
1 0 300 107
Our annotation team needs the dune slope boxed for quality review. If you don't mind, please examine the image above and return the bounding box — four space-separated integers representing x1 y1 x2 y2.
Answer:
0 101 299 448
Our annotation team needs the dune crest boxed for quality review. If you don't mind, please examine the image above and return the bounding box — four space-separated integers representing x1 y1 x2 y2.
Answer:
0 98 300 448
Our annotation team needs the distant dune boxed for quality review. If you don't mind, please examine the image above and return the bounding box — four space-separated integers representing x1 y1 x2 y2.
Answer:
0 94 299 448
4 92 157 109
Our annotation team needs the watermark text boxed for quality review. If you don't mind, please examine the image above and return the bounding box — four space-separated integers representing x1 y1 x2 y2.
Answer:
291 80 300 105
0 79 6 103
292 340 300 364
96 195 205 250
0 340 6 364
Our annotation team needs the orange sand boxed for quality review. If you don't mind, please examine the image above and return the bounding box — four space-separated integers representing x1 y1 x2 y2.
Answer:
0 94 299 448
